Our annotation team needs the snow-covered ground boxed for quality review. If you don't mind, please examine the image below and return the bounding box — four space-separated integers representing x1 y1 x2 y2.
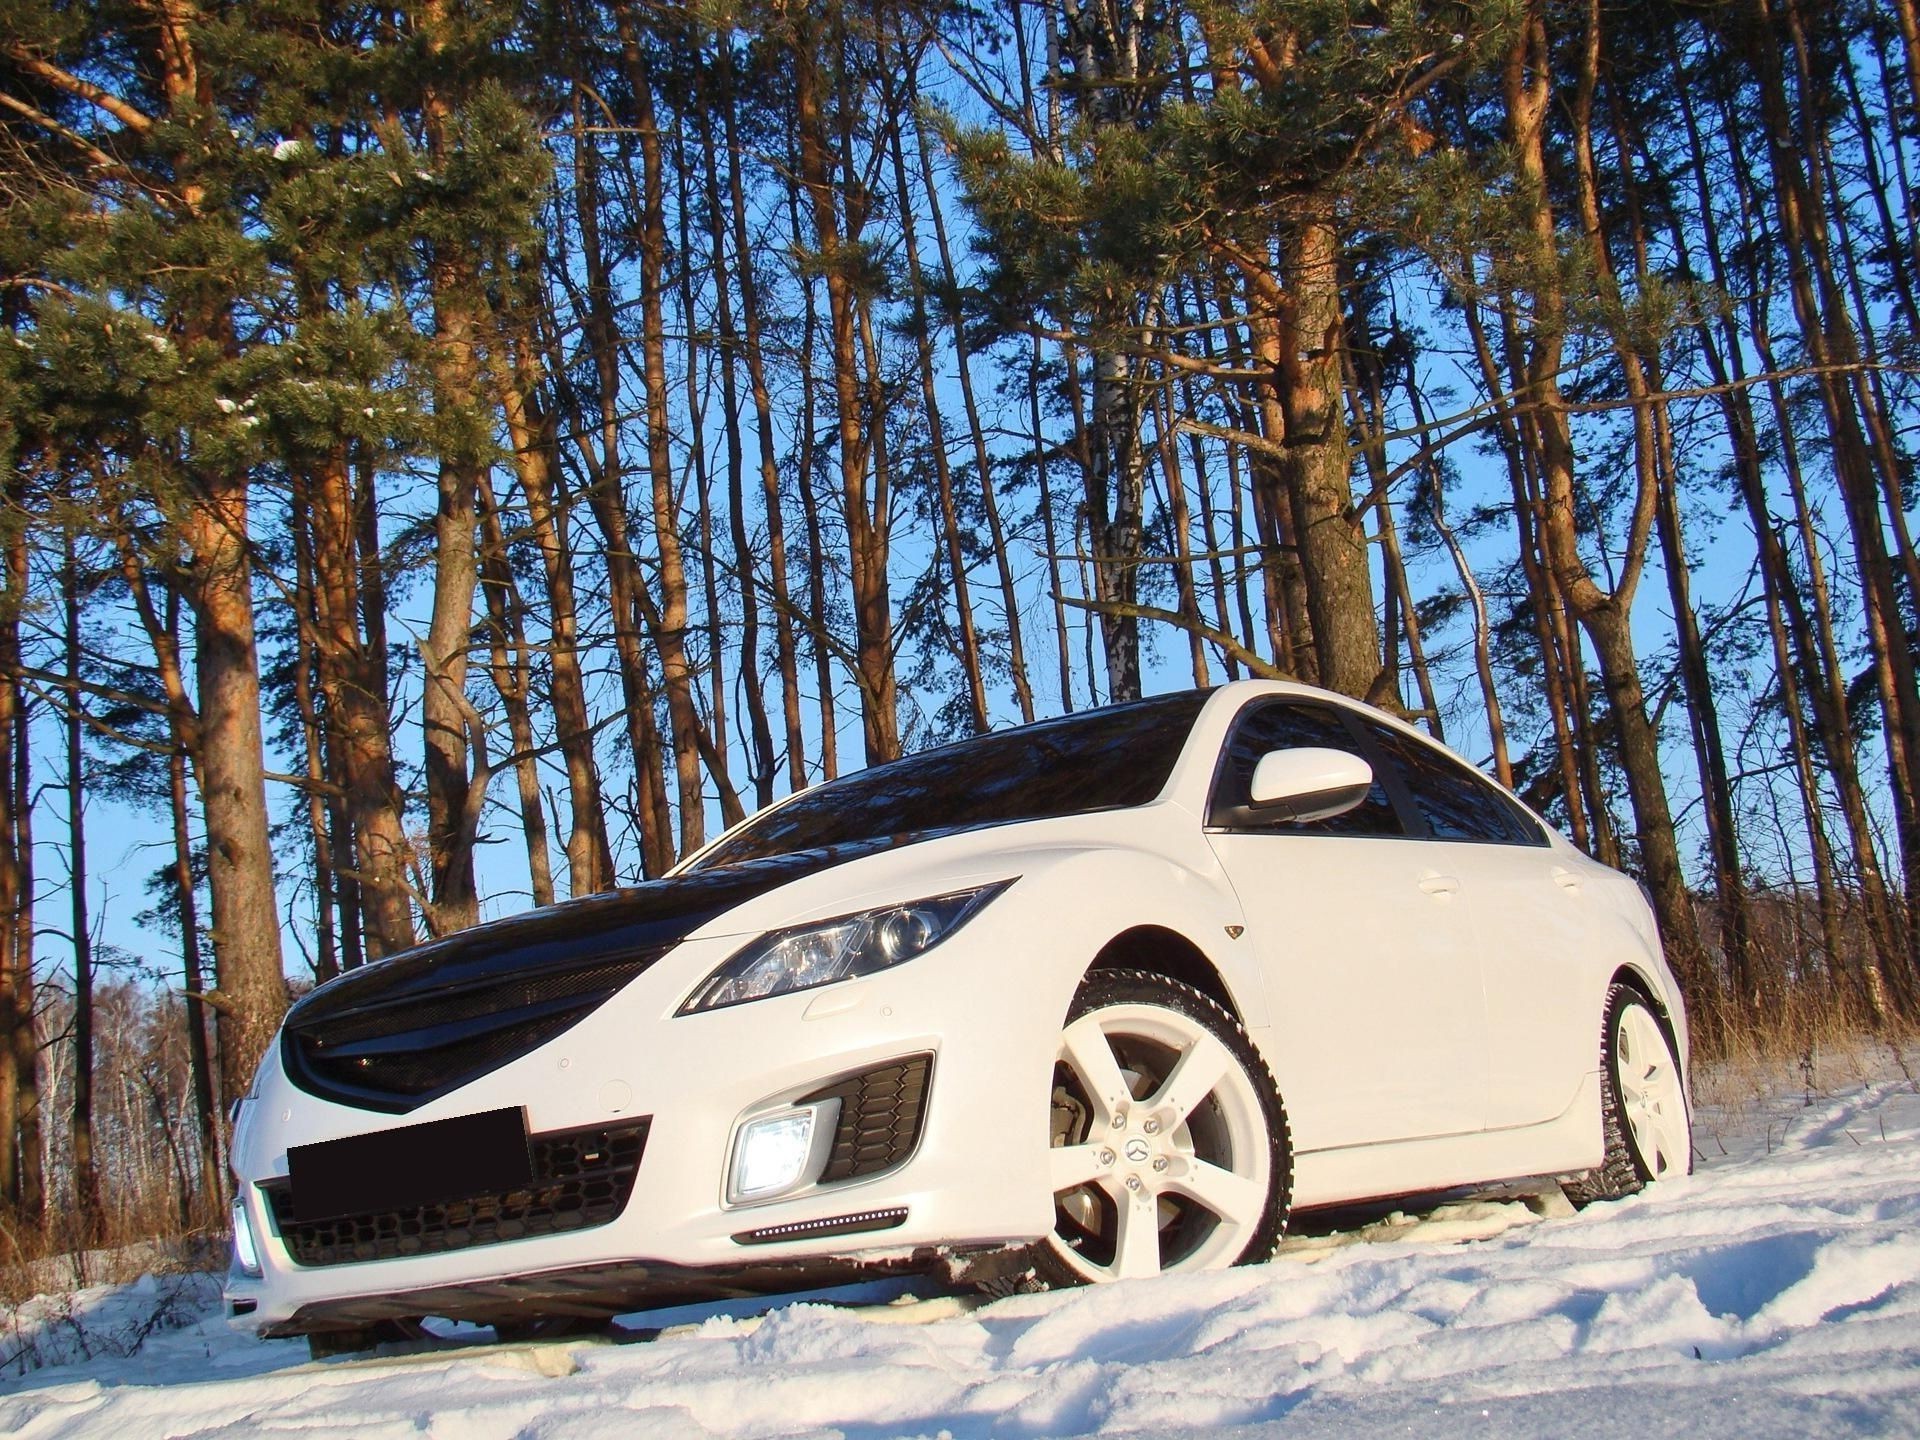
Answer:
6 1050 1920 1439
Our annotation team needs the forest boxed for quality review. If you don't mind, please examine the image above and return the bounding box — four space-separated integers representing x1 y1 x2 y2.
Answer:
0 0 1915 1259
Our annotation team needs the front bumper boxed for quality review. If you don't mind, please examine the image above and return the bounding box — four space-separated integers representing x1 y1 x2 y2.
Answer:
224 918 1060 1336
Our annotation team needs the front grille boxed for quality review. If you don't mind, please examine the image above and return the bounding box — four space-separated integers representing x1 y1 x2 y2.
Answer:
803 1054 932 1183
284 950 665 1112
263 1119 648 1268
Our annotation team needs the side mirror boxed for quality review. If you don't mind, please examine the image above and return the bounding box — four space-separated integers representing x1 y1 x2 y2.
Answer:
1247 747 1374 823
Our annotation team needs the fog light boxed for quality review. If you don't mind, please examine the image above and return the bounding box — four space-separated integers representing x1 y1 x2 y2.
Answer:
729 1106 826 1204
231 1198 262 1278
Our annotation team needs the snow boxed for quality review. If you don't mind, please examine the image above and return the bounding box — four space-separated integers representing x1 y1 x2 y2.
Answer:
6 1055 1920 1439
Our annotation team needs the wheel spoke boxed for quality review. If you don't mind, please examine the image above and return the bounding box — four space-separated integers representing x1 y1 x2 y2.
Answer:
1059 1015 1134 1126
1044 982 1283 1285
1632 1095 1689 1178
1146 1029 1233 1129
1049 1143 1109 1194
1112 1187 1162 1279
1171 1159 1264 1229
1617 1004 1688 1182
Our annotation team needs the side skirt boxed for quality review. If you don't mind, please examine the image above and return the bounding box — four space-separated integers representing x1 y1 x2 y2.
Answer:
1289 1071 1603 1211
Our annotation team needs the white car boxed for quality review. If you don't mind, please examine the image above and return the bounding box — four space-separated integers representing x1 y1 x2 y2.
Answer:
224 680 1691 1353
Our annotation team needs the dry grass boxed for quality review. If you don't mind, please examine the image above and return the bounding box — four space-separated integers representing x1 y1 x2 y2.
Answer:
0 1188 225 1308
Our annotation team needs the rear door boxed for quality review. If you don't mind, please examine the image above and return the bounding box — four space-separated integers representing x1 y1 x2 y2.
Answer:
1203 698 1488 1153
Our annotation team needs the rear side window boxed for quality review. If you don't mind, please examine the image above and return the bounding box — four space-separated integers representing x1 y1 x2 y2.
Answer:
1208 702 1403 836
1358 721 1546 846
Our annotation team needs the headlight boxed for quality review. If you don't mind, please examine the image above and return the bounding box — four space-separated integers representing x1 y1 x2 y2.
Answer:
679 881 1013 1014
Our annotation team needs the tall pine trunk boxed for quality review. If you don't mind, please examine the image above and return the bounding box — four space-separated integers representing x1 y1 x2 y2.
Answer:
0 479 38 1219
1502 0 1709 1006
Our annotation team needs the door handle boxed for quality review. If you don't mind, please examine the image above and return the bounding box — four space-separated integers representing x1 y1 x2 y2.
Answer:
1418 872 1461 896
1550 865 1582 894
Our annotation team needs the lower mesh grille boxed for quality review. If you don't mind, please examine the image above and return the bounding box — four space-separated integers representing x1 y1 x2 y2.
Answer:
263 1120 648 1268
804 1055 932 1183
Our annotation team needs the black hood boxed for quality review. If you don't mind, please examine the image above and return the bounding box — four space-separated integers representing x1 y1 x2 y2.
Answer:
281 840 891 1113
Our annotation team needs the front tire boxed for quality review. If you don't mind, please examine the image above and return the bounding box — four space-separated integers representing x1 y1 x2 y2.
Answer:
1033 969 1291 1287
1564 982 1691 1208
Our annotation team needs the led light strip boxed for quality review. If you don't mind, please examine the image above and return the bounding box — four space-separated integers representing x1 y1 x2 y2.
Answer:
731 1206 909 1246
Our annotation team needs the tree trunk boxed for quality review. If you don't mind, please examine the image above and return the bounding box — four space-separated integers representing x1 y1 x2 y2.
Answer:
886 75 990 732
307 449 414 958
699 102 777 808
1153 384 1212 687
1668 43 1882 1012
1503 0 1708 1004
494 326 613 894
61 521 101 1241
563 88 675 877
287 489 339 984
1031 337 1078 711
181 474 288 1103
142 0 287 1125
617 13 710 849
0 473 37 1218
1458 275 1588 846
476 479 555 908
910 98 1036 723
1272 218 1379 699
1579 8 1750 1001
792 15 897 762
1748 0 1920 990
787 152 841 779
727 95 808 793
168 712 220 1203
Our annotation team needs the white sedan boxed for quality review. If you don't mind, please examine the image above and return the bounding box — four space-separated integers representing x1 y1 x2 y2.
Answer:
224 680 1691 1353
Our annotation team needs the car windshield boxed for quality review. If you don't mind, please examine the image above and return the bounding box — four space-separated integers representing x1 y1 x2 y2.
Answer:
688 690 1212 870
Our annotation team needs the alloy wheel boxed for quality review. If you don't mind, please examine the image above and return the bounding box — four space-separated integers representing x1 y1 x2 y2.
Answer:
1615 1002 1688 1181
1045 999 1273 1282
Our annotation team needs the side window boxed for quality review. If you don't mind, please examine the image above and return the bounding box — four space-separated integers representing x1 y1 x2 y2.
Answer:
1208 702 1403 836
1358 721 1546 846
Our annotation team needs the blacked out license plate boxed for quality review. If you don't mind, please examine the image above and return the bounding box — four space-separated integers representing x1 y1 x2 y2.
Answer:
287 1106 532 1223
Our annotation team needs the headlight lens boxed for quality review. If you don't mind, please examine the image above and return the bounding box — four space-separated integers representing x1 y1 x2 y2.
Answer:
679 881 1013 1014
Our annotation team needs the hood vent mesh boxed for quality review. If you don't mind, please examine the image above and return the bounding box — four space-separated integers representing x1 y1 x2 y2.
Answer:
284 949 667 1113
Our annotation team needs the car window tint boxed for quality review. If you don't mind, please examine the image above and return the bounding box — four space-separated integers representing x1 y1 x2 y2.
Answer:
1358 721 1546 845
1208 701 1403 836
691 691 1212 869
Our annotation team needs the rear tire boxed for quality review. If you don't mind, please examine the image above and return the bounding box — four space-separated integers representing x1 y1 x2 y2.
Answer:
1564 983 1691 1208
1030 969 1291 1288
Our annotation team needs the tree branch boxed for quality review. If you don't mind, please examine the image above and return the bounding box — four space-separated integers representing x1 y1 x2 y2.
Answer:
4 46 155 134
1062 595 1285 679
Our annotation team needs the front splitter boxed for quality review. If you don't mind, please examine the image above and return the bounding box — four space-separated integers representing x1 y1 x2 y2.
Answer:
254 1245 971 1338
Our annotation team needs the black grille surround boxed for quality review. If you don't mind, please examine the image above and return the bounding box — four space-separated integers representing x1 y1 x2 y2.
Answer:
803 1054 933 1184
283 948 669 1113
263 1119 649 1268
